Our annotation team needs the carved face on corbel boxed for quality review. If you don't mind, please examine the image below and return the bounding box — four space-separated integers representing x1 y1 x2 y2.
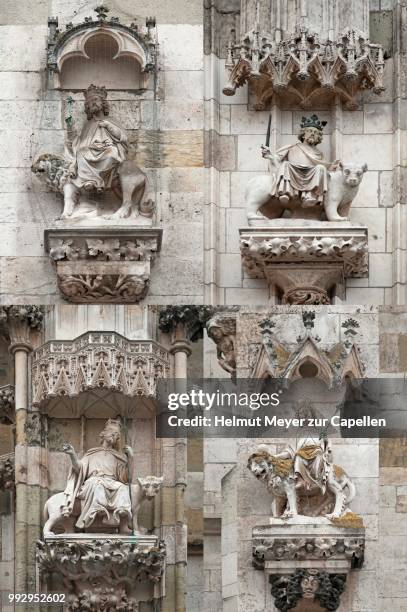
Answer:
301 569 320 599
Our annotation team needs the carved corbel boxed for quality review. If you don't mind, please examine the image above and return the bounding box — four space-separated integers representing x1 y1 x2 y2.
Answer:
45 229 162 304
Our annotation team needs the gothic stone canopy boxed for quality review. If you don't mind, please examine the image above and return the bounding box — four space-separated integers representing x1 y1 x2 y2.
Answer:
224 24 385 110
32 331 170 413
47 5 157 89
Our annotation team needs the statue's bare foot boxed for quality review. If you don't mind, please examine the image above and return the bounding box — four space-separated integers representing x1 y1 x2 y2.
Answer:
301 192 318 207
279 194 290 205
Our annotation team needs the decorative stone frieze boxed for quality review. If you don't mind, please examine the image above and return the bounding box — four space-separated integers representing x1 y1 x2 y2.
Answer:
36 534 165 611
32 331 169 408
0 385 15 424
240 223 368 304
252 530 365 569
47 5 157 89
253 522 364 612
0 453 15 490
224 24 385 110
45 228 162 303
251 311 365 384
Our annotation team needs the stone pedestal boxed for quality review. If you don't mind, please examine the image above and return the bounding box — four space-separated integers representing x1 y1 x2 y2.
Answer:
240 222 368 304
252 519 365 611
45 227 162 303
36 534 166 611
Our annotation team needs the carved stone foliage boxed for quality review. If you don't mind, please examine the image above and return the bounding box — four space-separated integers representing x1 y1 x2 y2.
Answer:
32 332 169 408
158 306 215 342
253 536 365 570
224 24 385 110
269 570 347 612
0 306 44 347
45 229 162 303
240 225 368 304
0 453 15 490
251 311 365 385
37 535 165 612
0 385 15 424
47 6 157 89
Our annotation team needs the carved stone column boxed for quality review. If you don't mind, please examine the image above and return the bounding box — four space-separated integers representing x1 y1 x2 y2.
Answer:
159 307 211 612
1 306 44 592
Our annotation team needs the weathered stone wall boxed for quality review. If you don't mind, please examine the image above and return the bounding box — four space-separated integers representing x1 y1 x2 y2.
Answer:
378 305 407 611
203 306 382 611
204 2 403 305
0 0 204 304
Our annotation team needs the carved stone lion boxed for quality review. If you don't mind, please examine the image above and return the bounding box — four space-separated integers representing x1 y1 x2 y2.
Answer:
247 448 356 520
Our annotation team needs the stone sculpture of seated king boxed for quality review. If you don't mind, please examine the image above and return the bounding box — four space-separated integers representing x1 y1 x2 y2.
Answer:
42 419 163 536
245 114 367 223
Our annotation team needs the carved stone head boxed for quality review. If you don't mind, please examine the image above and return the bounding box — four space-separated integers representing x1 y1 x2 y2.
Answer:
84 84 110 119
99 418 122 449
299 114 327 145
138 476 164 499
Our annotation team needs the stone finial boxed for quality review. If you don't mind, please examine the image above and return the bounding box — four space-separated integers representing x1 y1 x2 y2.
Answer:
95 5 109 20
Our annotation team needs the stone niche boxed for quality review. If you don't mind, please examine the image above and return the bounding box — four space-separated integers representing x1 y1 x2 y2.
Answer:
224 0 385 110
47 6 157 91
31 328 171 610
238 111 369 304
31 6 162 304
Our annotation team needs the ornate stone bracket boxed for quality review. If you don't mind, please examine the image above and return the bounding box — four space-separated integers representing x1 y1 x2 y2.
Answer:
47 5 157 89
32 331 170 409
253 522 365 611
224 25 385 110
45 228 162 303
240 223 368 304
36 534 165 611
0 385 15 424
0 453 15 490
